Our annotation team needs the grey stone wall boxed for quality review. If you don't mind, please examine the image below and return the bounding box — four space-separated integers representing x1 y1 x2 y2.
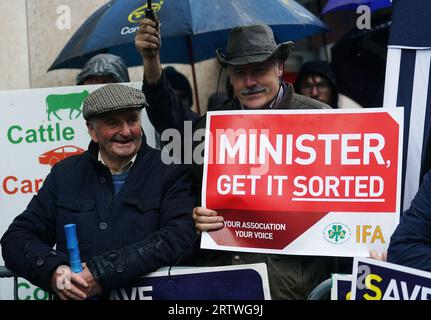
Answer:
0 0 220 114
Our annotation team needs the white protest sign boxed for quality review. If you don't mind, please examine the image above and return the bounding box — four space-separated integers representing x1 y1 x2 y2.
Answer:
351 257 431 300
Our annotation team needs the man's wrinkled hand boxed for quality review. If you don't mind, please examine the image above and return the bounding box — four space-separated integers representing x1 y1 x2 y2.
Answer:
78 263 103 297
192 207 224 232
135 18 161 59
51 264 102 300
369 249 387 262
51 265 88 300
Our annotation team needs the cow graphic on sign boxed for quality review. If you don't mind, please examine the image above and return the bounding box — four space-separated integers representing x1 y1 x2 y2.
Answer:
45 91 89 121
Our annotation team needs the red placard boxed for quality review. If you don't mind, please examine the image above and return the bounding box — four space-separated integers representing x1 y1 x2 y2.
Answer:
202 110 402 252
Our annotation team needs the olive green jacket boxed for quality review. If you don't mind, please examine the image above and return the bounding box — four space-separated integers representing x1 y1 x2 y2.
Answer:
190 83 336 300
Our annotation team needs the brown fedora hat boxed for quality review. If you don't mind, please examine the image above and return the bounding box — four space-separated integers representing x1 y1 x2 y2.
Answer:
216 24 294 67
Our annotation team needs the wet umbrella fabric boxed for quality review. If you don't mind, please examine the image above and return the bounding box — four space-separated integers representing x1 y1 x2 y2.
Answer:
49 0 327 70
322 0 392 14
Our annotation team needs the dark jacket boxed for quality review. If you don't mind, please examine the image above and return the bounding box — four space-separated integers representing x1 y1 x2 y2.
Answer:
1 137 196 295
388 170 431 271
190 83 337 300
143 71 199 135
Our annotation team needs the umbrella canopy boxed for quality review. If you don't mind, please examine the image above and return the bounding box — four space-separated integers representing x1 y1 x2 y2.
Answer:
322 0 392 14
48 0 327 70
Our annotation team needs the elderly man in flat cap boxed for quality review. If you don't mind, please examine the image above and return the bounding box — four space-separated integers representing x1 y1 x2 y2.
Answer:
138 22 337 299
1 84 195 300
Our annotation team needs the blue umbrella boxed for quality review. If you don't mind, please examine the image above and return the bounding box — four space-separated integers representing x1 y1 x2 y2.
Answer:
322 0 392 14
48 0 327 113
49 0 327 70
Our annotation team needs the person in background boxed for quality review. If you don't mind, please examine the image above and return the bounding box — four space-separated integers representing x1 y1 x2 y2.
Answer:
76 53 130 85
207 75 233 112
293 60 339 109
206 91 229 112
163 66 194 111
1 84 195 299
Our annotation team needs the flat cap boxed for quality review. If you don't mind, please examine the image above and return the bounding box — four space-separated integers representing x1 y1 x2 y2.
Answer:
83 84 147 120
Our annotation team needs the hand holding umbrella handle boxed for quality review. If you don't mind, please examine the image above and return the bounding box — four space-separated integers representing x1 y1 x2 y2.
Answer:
136 0 161 62
145 0 159 30
146 0 155 21
145 0 159 26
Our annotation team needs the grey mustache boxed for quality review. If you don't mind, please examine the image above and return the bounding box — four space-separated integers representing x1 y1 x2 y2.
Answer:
240 86 266 96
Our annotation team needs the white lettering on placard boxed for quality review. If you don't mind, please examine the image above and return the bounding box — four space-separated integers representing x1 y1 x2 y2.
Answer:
218 133 387 166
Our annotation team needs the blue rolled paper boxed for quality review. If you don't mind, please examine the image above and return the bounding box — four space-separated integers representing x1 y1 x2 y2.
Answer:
64 224 83 273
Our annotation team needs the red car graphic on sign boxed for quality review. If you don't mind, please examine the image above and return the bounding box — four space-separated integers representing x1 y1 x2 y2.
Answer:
39 145 85 166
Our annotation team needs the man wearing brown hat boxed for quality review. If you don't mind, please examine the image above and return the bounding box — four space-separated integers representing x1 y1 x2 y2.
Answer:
191 25 335 300
137 22 334 299
1 84 195 299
